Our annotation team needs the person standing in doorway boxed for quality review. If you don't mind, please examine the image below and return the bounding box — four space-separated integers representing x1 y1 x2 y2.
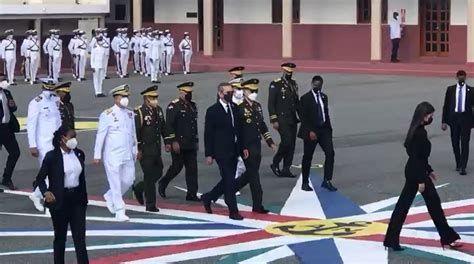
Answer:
179 32 193 74
389 12 402 63
442 70 473 175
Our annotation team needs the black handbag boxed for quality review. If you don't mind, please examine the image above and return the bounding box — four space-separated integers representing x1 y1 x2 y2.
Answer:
9 113 20 133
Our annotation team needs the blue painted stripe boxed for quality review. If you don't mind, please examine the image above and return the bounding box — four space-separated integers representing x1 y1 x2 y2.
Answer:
0 223 254 232
289 239 343 264
310 174 365 219
406 226 474 233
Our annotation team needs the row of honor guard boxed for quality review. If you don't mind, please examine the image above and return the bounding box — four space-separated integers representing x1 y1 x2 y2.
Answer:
0 28 193 87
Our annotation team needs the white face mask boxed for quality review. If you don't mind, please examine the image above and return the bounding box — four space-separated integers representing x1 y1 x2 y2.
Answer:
43 90 56 98
119 97 129 108
65 138 78 150
248 92 258 101
234 89 244 100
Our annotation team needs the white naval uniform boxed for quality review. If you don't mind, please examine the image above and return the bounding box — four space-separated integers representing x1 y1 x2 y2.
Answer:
21 37 31 81
150 38 162 82
94 105 137 214
102 36 111 77
139 36 148 75
232 96 246 179
75 36 88 80
68 36 78 77
163 36 174 74
179 38 193 74
1 38 17 84
46 37 62 82
42 37 51 78
26 37 41 84
90 42 106 95
130 36 141 73
27 91 61 198
115 36 130 77
143 36 153 76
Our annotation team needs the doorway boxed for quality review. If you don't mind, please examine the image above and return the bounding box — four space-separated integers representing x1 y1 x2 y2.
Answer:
198 0 224 52
420 0 450 56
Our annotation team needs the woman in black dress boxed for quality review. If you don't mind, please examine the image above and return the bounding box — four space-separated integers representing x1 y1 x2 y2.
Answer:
384 102 462 251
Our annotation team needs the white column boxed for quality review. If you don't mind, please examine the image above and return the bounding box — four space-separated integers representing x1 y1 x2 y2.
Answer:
467 0 474 63
132 0 142 30
282 0 293 58
203 0 213 56
370 0 382 61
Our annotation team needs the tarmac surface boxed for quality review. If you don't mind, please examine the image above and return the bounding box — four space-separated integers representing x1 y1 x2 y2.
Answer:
0 71 472 263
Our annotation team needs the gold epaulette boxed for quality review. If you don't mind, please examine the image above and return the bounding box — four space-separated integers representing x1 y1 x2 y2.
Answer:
34 95 43 102
273 78 281 82
270 114 278 119
171 98 179 103
263 132 271 140
134 105 142 111
164 134 176 140
104 108 113 115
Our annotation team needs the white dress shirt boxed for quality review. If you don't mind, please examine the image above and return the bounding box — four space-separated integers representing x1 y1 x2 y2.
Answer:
62 149 82 188
389 18 401 39
312 90 326 123
455 83 466 113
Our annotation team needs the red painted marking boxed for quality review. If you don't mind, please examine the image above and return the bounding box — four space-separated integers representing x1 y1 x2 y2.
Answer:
90 230 278 263
378 204 474 224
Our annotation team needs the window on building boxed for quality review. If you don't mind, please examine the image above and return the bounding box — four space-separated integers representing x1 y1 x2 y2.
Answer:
272 0 300 24
115 4 126 21
357 0 388 23
142 0 154 23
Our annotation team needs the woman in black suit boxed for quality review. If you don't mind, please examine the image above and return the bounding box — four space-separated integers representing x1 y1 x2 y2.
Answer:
36 125 89 264
384 102 462 251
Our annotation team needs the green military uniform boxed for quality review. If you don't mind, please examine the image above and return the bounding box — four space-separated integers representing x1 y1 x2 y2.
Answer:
55 82 75 129
159 82 200 201
268 62 299 178
133 86 167 210
236 79 273 213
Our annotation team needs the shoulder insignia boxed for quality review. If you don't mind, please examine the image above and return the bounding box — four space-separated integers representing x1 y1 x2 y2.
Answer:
35 95 43 102
171 98 179 103
104 108 113 115
134 105 142 111
274 78 282 82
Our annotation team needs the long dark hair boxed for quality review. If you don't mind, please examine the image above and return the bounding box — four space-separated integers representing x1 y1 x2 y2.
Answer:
404 102 435 148
52 125 73 150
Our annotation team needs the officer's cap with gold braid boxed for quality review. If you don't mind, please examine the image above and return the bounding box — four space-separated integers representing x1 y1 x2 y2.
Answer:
109 84 130 97
228 66 245 76
4 29 13 35
242 78 259 91
40 78 57 91
281 62 296 73
55 82 72 93
141 85 159 97
177 82 194 92
229 78 243 89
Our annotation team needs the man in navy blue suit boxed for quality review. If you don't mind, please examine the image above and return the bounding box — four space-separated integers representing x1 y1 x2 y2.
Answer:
202 82 248 220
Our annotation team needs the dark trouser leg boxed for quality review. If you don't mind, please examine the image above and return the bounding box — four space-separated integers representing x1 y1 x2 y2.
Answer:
391 38 400 61
244 146 263 209
282 124 297 171
421 179 460 244
183 150 198 195
50 208 68 264
460 122 471 169
272 126 287 167
68 194 89 264
160 151 185 188
208 158 238 213
302 140 317 185
449 121 462 168
0 128 20 183
142 156 162 207
384 181 417 246
318 129 335 181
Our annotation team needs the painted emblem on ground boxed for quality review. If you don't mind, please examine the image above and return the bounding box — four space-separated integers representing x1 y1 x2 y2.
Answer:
0 174 472 263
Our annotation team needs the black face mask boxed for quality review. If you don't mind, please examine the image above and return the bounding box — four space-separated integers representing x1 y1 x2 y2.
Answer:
424 117 433 126
284 72 293 80
458 79 466 86
312 84 322 93
185 92 192 101
62 93 71 103
223 92 233 103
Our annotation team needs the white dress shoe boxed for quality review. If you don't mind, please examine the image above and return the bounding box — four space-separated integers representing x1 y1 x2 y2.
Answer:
29 194 44 212
104 195 115 214
115 210 130 222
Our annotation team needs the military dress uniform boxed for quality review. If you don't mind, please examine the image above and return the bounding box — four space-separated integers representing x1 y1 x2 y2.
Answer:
45 30 63 82
132 86 167 211
1 29 17 85
163 30 174 75
159 82 199 201
130 30 142 73
20 30 32 82
26 30 41 85
178 32 193 74
236 79 274 213
93 84 137 221
55 82 75 129
268 63 299 178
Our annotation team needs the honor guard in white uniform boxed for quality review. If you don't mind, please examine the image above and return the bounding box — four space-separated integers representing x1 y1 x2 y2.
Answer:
179 32 193 74
111 28 121 77
43 30 53 79
90 34 107 97
68 29 80 79
21 30 32 83
150 31 162 83
93 84 137 221
130 30 141 74
1 29 17 85
100 28 111 79
75 30 88 81
143 28 153 77
27 80 62 212
46 30 63 82
162 30 174 75
139 28 148 75
27 30 41 85
112 28 130 78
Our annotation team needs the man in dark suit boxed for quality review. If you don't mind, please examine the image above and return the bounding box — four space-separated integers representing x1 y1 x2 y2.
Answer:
202 82 248 220
442 70 473 175
298 76 337 192
0 80 20 190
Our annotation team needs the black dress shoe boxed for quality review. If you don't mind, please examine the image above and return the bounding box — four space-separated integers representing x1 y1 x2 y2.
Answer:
98 93 107 97
460 169 467 175
321 181 338 192
384 245 404 251
186 194 202 202
158 183 166 198
229 213 244 220
301 184 313 192
202 195 213 214
146 206 159 212
279 172 296 178
270 164 281 177
132 186 144 205
252 207 270 214
1 181 16 190
105 76 110 79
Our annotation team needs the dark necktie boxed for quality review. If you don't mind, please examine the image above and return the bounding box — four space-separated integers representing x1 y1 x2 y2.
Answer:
316 93 324 127
226 104 234 127
457 87 463 112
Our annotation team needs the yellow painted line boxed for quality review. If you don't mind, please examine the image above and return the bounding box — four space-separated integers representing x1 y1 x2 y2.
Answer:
17 117 98 131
